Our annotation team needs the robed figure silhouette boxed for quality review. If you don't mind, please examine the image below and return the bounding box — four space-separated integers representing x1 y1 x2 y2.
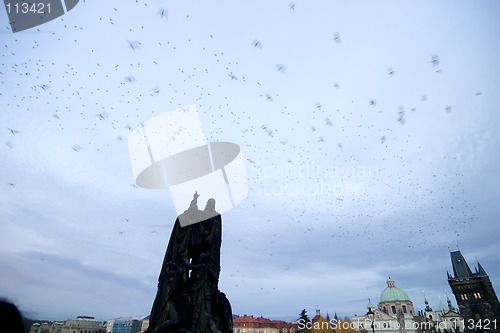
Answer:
147 192 233 333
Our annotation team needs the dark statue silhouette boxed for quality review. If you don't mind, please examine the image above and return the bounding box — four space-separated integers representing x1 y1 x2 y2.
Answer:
146 192 233 333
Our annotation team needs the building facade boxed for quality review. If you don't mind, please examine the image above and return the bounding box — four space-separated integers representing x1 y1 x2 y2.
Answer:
140 316 149 333
447 250 500 330
352 278 423 333
30 317 105 333
423 296 465 332
60 316 104 333
111 318 142 333
379 278 415 316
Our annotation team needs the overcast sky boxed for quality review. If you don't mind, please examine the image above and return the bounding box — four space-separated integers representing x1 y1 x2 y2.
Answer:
1 0 500 323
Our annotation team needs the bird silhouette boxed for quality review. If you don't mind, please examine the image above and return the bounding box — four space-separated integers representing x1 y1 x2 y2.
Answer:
333 32 341 43
251 39 263 49
157 7 168 19
431 54 439 66
127 40 140 51
7 128 20 134
276 64 286 73
71 145 82 152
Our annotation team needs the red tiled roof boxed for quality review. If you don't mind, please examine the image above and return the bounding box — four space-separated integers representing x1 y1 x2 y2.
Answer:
233 315 298 330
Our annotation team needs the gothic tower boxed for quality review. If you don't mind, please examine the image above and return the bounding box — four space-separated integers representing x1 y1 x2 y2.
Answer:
447 250 500 327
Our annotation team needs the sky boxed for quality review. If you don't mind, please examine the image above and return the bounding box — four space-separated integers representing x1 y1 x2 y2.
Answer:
1 0 500 323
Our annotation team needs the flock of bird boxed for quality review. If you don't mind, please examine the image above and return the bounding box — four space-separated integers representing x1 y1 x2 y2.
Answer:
0 0 488 316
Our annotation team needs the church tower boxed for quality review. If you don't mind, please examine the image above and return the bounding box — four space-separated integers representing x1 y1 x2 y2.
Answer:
447 250 500 326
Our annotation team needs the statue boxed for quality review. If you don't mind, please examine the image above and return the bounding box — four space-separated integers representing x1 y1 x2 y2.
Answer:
147 192 233 333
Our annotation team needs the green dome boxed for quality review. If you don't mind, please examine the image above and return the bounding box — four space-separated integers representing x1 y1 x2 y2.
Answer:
436 299 448 312
379 278 411 303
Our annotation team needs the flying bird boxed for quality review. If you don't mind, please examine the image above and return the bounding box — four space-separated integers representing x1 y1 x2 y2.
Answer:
431 54 439 66
289 2 295 10
127 40 140 51
157 7 168 19
333 32 341 43
36 84 50 91
97 112 108 120
252 39 263 49
397 108 405 125
276 64 286 73
7 127 20 134
124 76 136 83
71 145 82 152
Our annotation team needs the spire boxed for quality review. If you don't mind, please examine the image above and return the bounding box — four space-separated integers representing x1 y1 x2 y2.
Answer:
326 312 330 321
422 291 432 312
424 295 433 312
450 250 473 278
387 277 396 287
477 261 488 276
316 308 321 316
367 298 375 311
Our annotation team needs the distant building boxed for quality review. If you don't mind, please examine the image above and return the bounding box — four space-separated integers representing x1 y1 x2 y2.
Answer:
447 250 500 329
140 316 149 333
106 320 115 333
60 316 104 333
441 310 465 332
311 309 333 333
233 315 297 333
111 318 142 333
423 295 465 332
351 278 423 333
379 278 416 316
31 316 104 333
30 322 53 333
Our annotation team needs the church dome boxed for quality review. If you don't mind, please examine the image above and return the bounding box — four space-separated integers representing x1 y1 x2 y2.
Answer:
380 278 411 303
436 299 448 312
